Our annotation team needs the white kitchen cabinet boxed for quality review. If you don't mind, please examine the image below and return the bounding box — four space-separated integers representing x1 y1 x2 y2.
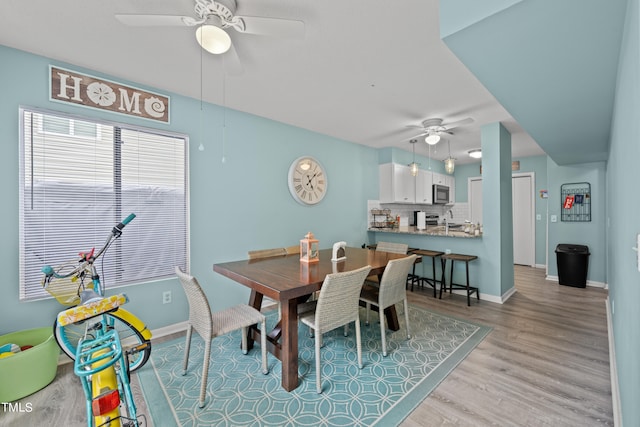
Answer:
445 174 456 204
379 163 415 203
415 169 433 204
432 172 446 185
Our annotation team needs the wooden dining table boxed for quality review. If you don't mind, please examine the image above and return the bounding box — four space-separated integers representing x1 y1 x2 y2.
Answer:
213 246 417 391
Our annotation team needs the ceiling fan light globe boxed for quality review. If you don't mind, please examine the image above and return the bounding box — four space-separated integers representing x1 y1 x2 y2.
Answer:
425 134 440 145
196 25 232 54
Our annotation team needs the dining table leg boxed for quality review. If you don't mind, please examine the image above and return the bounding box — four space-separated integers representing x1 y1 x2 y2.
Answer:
245 290 264 351
280 298 299 391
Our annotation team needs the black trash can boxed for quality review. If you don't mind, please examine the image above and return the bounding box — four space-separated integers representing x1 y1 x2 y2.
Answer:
555 244 590 288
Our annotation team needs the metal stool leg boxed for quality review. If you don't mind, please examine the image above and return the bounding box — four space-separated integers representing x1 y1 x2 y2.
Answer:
439 258 446 299
465 260 471 306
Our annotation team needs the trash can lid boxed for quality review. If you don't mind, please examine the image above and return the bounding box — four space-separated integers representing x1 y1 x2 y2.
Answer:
555 244 590 254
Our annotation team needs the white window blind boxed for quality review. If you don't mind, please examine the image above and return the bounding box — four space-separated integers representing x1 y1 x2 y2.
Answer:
19 108 188 301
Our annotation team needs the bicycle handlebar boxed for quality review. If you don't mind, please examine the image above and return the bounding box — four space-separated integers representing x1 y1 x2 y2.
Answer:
42 214 136 280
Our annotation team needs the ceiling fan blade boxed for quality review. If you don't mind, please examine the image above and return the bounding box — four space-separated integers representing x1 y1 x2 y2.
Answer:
407 131 428 140
115 14 192 27
443 117 474 130
235 16 305 38
222 42 244 76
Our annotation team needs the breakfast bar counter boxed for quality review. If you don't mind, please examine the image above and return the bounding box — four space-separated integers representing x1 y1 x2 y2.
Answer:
368 225 482 238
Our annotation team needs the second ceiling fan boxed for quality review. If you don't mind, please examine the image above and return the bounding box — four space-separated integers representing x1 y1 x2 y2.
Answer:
407 117 474 145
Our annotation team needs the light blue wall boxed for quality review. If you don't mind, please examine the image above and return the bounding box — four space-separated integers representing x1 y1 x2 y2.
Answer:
0 45 379 334
546 159 607 285
607 0 640 423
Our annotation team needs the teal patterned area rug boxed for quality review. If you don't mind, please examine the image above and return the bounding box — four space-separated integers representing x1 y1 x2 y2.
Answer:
138 305 491 427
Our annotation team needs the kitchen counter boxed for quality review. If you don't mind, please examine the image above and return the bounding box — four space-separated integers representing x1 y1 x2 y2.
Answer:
367 225 481 238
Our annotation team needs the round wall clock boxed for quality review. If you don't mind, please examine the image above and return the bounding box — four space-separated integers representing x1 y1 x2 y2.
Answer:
287 156 327 205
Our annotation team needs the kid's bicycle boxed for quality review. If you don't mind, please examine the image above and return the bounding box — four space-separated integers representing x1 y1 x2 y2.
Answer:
42 214 152 427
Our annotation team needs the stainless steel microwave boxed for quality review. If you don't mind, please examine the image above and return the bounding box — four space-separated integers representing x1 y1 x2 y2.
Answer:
433 184 450 204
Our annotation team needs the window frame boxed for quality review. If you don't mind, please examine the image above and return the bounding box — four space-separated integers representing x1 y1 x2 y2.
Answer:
18 106 190 302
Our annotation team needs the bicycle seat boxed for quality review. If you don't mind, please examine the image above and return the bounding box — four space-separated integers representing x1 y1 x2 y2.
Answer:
57 294 129 326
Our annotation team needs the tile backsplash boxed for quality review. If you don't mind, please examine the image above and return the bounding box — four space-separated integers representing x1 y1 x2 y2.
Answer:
368 201 471 226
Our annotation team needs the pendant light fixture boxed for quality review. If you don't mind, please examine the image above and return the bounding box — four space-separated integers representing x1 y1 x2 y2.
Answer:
408 139 420 176
444 140 455 174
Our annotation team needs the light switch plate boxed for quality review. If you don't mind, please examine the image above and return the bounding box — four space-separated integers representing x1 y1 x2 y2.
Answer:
550 215 557 223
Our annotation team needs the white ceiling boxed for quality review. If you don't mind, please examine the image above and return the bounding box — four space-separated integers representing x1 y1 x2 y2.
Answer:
0 0 545 164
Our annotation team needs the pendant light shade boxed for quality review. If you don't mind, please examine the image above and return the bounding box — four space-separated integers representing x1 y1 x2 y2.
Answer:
408 139 420 176
444 157 455 174
196 25 232 54
444 140 455 174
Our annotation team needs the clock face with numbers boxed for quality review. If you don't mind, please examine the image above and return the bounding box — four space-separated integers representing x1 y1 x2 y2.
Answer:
287 156 327 205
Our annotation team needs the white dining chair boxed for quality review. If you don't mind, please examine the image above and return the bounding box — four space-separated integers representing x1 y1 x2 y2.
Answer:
298 265 372 393
374 241 409 254
367 241 409 286
359 254 417 356
174 267 268 408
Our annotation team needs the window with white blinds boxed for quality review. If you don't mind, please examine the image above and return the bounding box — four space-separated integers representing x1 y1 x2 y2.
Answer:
19 107 188 301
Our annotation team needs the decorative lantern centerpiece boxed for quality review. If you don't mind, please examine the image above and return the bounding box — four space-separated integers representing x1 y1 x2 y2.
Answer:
300 232 319 263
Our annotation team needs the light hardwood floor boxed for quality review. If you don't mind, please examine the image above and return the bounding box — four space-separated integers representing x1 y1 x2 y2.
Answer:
403 265 612 426
2 266 612 426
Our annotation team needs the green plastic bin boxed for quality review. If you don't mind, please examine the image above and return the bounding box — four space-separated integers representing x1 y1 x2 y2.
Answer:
0 327 60 402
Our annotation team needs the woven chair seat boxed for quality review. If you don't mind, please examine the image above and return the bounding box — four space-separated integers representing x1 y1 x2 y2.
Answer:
212 304 267 337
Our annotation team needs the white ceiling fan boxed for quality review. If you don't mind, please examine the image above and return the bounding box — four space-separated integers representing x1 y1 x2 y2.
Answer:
406 117 474 145
115 0 305 74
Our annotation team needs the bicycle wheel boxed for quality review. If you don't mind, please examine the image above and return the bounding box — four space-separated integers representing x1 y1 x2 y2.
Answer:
54 312 151 372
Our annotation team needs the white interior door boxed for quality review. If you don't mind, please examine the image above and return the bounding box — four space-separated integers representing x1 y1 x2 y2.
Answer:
512 174 535 266
468 174 535 266
469 178 483 224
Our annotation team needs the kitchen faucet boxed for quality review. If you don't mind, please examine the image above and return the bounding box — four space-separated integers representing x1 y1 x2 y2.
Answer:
444 210 453 235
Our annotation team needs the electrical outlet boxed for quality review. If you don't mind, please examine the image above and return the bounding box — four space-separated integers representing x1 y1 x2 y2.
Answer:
162 291 172 304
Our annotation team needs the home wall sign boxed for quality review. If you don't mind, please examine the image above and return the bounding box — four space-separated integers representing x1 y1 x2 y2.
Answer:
50 65 170 123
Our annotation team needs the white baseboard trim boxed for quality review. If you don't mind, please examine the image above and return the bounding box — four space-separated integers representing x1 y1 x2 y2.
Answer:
58 321 189 366
606 297 622 426
545 275 607 289
534 263 546 269
442 287 513 304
